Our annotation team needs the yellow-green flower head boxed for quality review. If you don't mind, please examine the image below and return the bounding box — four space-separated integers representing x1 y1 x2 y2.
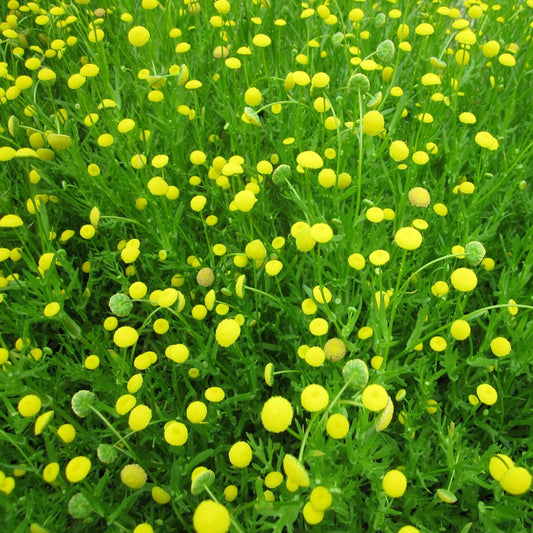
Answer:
362 384 389 412
244 87 262 107
196 267 215 287
261 396 293 432
164 421 188 446
303 502 324 525
324 338 346 362
326 413 350 439
398 526 420 533
121 464 147 489
128 404 152 431
245 239 266 261
301 384 329 412
408 187 431 207
369 249 390 266
394 227 423 250
382 469 407 498
296 150 324 169
450 319 471 340
283 454 310 487
500 466 532 495
389 141 409 163
215 318 241 347
193 500 231 533
490 337 511 357
0 214 24 227
310 486 333 511
450 267 477 292
229 441 253 468
113 326 139 348
475 131 499 151
362 110 385 136
375 396 395 432
233 190 257 212
186 401 208 423
18 394 42 417
65 456 91 483
128 26 150 47
309 223 333 243
489 454 514 481
477 383 498 405
309 318 328 336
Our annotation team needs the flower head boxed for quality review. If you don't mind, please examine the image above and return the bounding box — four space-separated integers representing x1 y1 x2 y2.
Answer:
261 396 293 432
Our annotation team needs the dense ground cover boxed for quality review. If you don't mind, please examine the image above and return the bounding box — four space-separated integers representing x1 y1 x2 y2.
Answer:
1 0 533 531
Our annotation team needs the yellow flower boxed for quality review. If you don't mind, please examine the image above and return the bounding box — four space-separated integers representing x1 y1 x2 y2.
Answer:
283 454 310 487
228 441 252 468
490 337 511 357
450 268 477 292
394 227 423 250
301 384 329 412
296 150 324 169
362 384 388 411
18 394 42 417
500 466 531 495
382 469 407 497
362 110 385 136
128 26 150 47
121 464 147 489
65 456 91 483
215 319 241 347
164 421 188 446
193 500 230 533
113 326 139 348
476 383 498 405
261 396 293 432
326 413 350 439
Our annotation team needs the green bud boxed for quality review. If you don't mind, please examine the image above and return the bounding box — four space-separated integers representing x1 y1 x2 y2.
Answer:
97 444 118 464
71 390 96 418
376 39 395 62
348 73 370 94
465 241 486 266
272 164 291 185
68 493 93 519
342 359 369 390
191 469 215 495
109 293 133 317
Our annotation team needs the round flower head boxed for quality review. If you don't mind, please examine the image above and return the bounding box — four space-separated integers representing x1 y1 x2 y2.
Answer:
310 223 333 243
450 268 477 292
233 190 257 212
500 466 532 495
394 227 423 250
309 318 328 336
164 421 188 446
65 456 91 483
324 338 346 362
363 110 385 136
475 131 499 151
301 384 329 412
382 469 407 498
362 384 388 412
128 26 150 47
450 319 471 341
229 441 252 468
215 319 241 347
113 326 139 348
408 187 431 207
196 267 215 287
477 383 498 405
369 249 390 266
245 239 266 261
296 150 324 169
121 464 147 489
261 396 293 432
244 87 262 106
205 387 225 402
310 486 332 511
490 337 511 357
193 500 231 533
128 404 152 431
398 527 420 533
283 454 310 487
303 502 324 525
18 394 42 417
265 471 284 489
326 413 350 439
489 454 514 481
187 401 208 423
